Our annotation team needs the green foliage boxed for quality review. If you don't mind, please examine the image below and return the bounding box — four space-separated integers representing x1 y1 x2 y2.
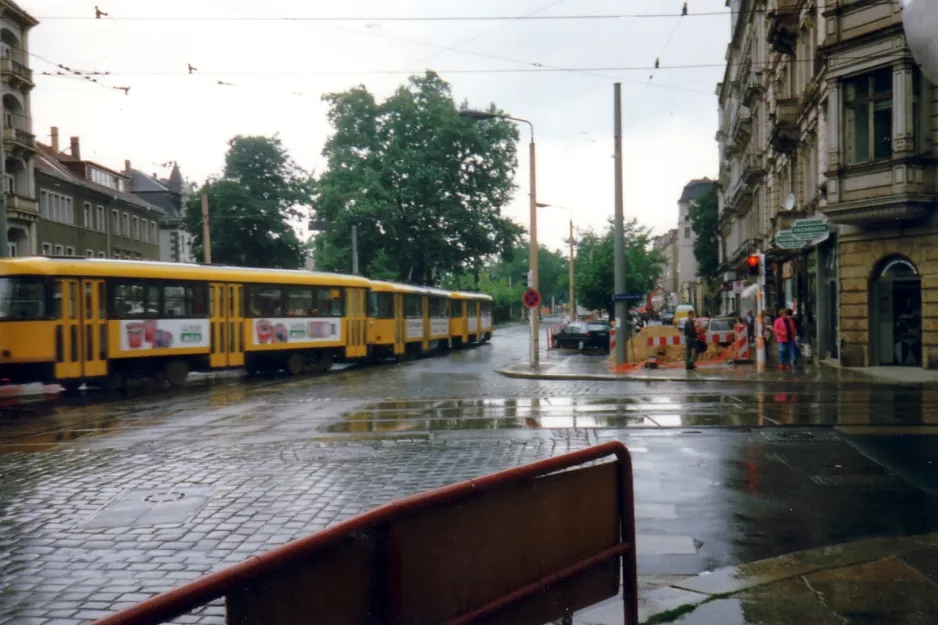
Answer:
688 186 719 281
184 136 312 268
313 71 524 283
574 219 666 317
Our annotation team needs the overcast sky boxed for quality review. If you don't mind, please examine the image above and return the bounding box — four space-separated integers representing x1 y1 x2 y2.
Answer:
27 0 730 251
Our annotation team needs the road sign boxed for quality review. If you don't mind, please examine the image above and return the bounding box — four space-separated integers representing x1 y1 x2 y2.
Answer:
614 293 644 302
522 288 541 309
791 217 829 240
775 230 804 250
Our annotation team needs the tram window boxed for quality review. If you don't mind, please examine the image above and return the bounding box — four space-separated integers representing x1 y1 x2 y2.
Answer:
404 294 422 319
428 297 448 318
314 288 344 317
163 284 206 317
0 278 47 319
247 286 282 317
369 292 394 319
113 282 160 318
286 287 315 316
450 300 465 318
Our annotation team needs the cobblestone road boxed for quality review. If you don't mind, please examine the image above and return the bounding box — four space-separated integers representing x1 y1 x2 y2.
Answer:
2 323 938 623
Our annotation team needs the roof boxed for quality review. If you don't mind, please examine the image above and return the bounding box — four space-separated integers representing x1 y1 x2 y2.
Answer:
128 169 170 194
1 0 39 26
679 178 716 203
35 144 166 216
0 257 372 287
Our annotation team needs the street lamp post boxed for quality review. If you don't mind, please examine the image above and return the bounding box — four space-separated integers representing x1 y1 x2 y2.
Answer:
536 202 575 322
460 109 539 367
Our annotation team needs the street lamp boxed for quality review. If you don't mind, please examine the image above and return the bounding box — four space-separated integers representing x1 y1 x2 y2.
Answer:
460 109 540 367
536 202 576 322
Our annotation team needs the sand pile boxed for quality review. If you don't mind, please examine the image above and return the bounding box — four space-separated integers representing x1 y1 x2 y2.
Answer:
622 325 683 364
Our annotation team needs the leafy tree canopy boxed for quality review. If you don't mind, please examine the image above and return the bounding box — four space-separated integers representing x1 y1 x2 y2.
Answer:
313 71 524 283
688 185 719 281
574 219 666 318
184 136 313 268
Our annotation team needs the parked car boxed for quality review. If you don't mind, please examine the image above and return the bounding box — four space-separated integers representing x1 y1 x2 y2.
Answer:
552 322 611 352
707 316 738 346
660 310 675 324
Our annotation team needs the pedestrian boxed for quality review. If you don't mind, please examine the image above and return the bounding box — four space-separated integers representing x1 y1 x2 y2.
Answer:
786 308 800 368
684 309 699 370
773 309 792 371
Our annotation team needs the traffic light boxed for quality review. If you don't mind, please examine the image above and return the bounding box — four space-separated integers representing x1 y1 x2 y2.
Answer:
746 254 760 276
521 272 529 287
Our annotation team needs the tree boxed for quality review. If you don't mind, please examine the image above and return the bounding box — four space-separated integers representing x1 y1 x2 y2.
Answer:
473 243 569 321
574 219 666 319
313 71 524 283
184 136 313 268
687 186 720 311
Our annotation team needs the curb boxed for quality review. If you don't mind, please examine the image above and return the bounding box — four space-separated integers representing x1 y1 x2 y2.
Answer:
496 368 847 385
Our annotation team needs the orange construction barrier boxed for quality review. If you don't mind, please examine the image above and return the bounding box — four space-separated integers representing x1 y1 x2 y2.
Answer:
92 442 639 625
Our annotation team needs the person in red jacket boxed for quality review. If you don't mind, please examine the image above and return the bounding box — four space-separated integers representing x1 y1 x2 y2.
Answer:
772 309 792 371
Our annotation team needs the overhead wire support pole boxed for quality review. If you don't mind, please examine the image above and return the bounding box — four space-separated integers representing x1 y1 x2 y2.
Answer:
613 83 627 366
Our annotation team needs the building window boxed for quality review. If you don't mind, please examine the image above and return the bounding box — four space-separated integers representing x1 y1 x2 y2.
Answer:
39 190 74 224
65 246 75 256
98 251 106 258
123 213 130 237
132 216 139 240
684 227 691 239
845 68 893 164
54 244 64 256
151 221 158 243
95 206 104 231
42 242 52 255
142 221 148 243
112 209 120 234
86 249 94 257
83 202 92 228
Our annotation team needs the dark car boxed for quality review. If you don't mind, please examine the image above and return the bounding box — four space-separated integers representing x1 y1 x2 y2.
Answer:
661 310 675 324
552 322 611 352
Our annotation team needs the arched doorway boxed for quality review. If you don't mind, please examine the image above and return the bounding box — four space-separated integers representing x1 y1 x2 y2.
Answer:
5 226 28 257
871 255 921 366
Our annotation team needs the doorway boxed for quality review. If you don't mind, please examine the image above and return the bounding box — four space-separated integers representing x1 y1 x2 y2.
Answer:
872 256 922 366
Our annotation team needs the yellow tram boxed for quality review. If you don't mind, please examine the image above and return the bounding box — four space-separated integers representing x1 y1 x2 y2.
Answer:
0 257 493 389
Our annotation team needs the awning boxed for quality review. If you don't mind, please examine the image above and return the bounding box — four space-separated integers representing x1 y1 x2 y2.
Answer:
741 284 760 298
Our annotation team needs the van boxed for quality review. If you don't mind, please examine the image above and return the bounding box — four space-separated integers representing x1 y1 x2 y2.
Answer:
673 305 695 327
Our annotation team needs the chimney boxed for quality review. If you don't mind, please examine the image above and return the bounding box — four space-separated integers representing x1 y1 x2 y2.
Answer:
124 160 131 175
69 136 81 160
51 127 59 152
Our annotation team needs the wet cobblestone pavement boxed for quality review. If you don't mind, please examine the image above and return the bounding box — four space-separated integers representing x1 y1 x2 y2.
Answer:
3 323 938 623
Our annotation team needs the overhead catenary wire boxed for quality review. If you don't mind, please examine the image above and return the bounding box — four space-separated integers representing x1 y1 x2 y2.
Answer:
36 2 899 22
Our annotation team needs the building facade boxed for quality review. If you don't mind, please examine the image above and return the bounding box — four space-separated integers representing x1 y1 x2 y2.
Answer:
126 162 195 263
677 178 716 308
1 0 37 256
35 134 162 260
716 0 938 369
652 228 679 310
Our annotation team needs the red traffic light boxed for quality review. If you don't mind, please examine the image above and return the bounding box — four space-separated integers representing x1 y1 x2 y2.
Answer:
746 255 760 269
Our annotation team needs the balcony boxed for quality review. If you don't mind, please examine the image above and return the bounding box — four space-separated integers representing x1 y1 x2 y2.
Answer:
0 57 34 89
4 192 39 220
769 97 799 153
743 71 763 106
730 106 753 147
742 151 765 184
3 126 37 153
767 0 798 56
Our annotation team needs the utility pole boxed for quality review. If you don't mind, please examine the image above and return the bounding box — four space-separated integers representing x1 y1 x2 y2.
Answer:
351 225 359 275
529 132 539 367
568 219 575 320
201 192 211 264
613 83 627 365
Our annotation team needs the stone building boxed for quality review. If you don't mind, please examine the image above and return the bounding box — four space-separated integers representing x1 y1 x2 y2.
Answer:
126 162 195 263
652 228 679 309
1 0 37 256
677 178 716 309
716 0 936 368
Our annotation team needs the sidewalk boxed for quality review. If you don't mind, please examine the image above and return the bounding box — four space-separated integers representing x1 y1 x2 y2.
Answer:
575 532 938 624
498 353 876 385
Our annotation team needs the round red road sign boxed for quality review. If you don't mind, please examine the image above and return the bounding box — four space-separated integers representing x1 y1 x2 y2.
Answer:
522 289 541 309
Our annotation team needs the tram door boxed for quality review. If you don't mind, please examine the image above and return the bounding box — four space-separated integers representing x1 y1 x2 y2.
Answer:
54 278 107 381
210 283 244 368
